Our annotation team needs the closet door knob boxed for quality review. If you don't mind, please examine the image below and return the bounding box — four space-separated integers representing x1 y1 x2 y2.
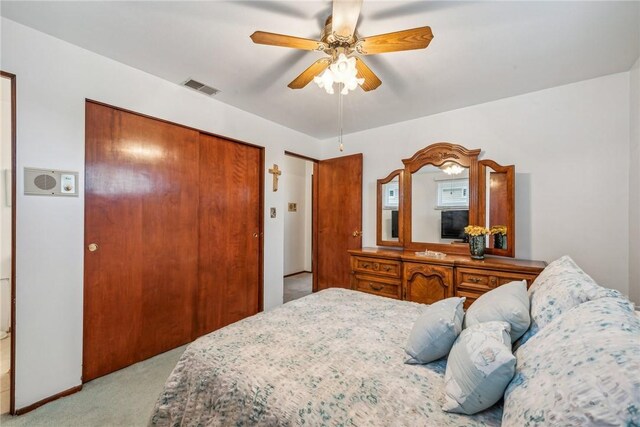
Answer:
252 233 259 238
88 243 99 252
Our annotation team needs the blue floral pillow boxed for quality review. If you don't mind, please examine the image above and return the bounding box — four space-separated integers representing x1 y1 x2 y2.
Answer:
442 321 516 415
404 297 465 364
518 255 621 345
502 296 639 426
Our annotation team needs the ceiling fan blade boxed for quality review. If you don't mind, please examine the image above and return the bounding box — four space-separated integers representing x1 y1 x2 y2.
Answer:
332 0 363 41
355 57 382 91
288 58 332 89
356 27 434 55
250 31 326 51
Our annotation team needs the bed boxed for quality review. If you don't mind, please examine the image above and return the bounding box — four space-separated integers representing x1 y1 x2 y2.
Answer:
150 288 503 426
150 256 640 427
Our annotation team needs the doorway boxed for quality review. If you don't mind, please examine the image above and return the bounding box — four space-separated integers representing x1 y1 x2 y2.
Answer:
282 152 315 303
0 71 16 415
282 151 363 302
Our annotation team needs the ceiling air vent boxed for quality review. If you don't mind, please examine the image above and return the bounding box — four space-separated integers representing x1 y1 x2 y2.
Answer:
182 78 220 96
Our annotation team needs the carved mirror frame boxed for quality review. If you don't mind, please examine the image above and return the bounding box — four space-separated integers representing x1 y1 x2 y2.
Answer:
375 142 516 258
376 169 404 247
478 159 515 257
402 143 481 254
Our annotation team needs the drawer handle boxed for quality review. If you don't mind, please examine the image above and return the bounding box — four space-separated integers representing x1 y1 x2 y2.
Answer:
468 277 482 283
362 263 370 268
490 277 498 286
383 266 392 272
369 283 384 291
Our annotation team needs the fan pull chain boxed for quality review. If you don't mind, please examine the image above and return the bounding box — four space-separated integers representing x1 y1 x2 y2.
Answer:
338 84 344 152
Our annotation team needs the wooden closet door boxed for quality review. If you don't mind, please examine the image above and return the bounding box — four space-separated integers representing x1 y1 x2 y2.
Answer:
316 154 363 290
195 134 262 338
84 102 199 381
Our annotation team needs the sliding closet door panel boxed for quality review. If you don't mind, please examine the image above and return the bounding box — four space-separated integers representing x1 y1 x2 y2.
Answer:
84 104 142 380
196 134 261 338
84 102 199 381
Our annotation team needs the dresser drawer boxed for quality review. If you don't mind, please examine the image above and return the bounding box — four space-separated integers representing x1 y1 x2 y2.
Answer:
456 267 536 293
352 274 402 299
404 262 454 284
352 256 401 278
455 289 483 309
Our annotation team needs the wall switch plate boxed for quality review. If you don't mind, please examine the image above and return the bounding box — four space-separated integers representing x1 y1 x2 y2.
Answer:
270 207 276 218
60 174 76 193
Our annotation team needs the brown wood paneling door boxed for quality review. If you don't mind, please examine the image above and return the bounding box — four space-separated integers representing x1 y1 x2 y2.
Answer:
195 133 263 337
84 102 199 381
315 154 363 290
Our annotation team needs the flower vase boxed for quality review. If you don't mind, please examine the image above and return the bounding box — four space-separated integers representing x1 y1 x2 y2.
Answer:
469 235 486 260
494 233 506 250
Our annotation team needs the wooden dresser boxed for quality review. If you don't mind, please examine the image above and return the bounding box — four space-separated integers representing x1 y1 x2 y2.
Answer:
350 248 546 308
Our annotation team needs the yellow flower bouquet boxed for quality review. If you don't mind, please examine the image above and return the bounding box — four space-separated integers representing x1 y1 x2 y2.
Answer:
490 225 507 235
464 225 490 236
464 225 489 259
490 225 508 250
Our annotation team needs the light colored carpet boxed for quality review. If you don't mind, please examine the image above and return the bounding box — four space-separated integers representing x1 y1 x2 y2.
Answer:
0 345 185 427
283 272 312 303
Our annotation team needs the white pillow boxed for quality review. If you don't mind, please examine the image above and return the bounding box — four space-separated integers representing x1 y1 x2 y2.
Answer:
503 296 638 426
518 255 620 346
464 280 530 342
404 297 465 364
442 321 516 415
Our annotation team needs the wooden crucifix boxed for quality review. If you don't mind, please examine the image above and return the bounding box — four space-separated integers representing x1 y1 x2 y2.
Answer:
268 164 282 192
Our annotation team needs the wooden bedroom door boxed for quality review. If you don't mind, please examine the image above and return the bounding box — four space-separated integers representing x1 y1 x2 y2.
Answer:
84 102 200 381
315 154 363 290
194 133 263 337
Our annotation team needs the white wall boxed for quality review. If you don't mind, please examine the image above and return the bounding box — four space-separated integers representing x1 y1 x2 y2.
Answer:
1 18 323 409
630 57 640 304
0 77 11 332
322 73 631 297
282 155 312 276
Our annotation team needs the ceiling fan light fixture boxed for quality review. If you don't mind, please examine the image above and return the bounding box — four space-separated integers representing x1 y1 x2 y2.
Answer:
314 69 335 94
314 53 364 95
442 162 465 175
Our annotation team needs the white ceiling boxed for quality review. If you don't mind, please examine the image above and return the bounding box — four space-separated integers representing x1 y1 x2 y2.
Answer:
2 1 639 139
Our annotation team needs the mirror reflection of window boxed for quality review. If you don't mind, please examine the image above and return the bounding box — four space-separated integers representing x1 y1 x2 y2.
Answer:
381 177 400 241
436 178 469 208
412 165 469 243
383 181 399 209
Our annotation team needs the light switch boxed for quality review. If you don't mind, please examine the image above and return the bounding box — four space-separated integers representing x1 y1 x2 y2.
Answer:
61 174 76 193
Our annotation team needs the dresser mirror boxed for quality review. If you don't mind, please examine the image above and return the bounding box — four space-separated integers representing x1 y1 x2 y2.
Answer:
403 143 480 254
478 160 515 257
375 142 516 257
377 169 403 247
410 164 469 244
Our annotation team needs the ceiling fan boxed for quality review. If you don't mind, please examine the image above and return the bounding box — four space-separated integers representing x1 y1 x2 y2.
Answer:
250 0 433 93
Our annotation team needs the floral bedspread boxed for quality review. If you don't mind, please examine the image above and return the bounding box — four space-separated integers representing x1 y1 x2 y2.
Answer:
150 289 502 426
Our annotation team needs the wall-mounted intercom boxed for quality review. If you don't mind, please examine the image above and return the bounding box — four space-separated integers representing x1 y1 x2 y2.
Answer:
24 168 79 197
